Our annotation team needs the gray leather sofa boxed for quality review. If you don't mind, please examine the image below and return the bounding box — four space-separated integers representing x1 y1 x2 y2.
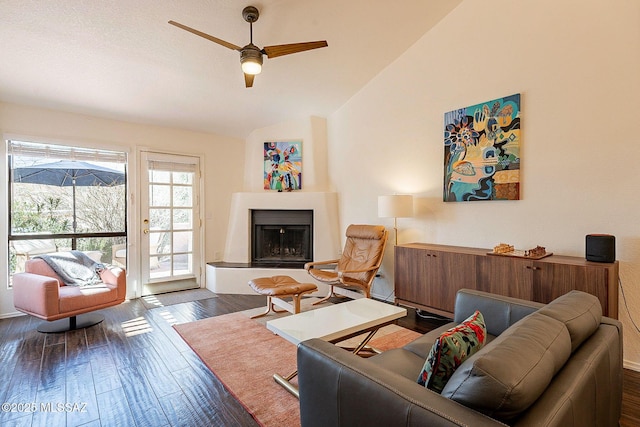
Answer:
297 289 623 426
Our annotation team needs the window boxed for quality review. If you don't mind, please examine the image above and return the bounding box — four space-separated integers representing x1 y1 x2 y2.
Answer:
7 140 127 280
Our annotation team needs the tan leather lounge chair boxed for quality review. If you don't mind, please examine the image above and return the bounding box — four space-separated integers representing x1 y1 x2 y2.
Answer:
13 257 126 333
305 224 388 303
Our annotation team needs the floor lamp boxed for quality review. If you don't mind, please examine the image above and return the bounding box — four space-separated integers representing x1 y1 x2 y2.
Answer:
378 195 413 246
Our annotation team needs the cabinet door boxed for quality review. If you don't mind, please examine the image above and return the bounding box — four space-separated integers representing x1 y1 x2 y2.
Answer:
533 262 609 314
394 247 478 314
531 262 575 303
477 255 534 300
575 265 610 315
431 251 478 313
394 246 429 305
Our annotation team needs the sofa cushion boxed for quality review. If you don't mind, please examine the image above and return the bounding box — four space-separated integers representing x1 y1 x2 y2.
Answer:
367 348 427 382
404 323 498 360
58 283 118 313
417 310 486 393
441 311 571 422
403 322 457 359
537 290 602 352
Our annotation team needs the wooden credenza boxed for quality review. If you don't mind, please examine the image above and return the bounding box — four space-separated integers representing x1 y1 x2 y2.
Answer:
394 243 619 319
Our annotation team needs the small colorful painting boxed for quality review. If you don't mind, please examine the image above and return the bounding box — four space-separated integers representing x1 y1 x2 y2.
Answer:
264 141 302 191
443 94 521 202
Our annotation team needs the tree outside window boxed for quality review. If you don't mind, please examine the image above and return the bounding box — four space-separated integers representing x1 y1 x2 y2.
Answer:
8 140 127 278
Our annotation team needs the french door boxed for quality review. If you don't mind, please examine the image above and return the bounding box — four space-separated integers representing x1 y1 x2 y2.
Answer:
140 151 202 295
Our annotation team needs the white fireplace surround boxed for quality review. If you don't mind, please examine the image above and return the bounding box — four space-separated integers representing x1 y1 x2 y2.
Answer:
207 191 341 294
224 191 341 262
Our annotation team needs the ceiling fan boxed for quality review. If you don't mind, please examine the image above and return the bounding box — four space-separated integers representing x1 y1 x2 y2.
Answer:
169 6 328 88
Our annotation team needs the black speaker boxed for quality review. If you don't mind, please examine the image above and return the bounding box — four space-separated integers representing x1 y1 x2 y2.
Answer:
585 234 615 263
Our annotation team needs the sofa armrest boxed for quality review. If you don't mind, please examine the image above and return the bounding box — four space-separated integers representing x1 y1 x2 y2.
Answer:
513 320 623 427
297 339 506 427
12 272 61 318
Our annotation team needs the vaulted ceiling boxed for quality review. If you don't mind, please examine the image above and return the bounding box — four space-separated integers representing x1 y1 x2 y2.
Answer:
0 1 461 138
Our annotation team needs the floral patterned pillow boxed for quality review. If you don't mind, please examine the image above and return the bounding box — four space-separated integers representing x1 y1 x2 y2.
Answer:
417 310 486 393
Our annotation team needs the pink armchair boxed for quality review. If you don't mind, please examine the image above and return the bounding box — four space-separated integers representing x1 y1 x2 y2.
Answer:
13 257 126 333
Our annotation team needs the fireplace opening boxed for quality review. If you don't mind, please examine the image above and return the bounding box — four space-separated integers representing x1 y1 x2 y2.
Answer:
251 210 313 268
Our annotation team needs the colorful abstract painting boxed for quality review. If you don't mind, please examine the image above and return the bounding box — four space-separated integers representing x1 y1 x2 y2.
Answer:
264 141 302 191
443 94 521 202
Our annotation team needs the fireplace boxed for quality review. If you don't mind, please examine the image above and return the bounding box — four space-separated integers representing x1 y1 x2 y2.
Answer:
251 209 313 267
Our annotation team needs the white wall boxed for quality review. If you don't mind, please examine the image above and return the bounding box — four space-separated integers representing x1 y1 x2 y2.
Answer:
327 0 640 368
0 101 244 315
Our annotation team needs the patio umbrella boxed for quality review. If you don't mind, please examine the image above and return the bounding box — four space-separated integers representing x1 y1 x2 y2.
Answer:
13 160 125 232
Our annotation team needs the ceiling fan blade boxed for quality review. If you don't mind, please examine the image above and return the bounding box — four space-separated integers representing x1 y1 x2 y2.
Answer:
262 41 328 58
244 73 255 88
168 20 241 51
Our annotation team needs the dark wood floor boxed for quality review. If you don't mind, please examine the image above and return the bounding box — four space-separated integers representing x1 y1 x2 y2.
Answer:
622 366 640 427
0 291 638 427
0 293 266 427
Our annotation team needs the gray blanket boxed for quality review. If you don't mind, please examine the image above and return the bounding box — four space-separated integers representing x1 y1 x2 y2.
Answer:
35 250 105 287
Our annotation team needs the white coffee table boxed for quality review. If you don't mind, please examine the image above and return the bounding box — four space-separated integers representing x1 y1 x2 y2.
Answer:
266 298 407 397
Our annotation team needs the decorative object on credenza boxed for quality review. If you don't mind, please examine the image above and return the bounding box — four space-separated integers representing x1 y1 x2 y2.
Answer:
585 234 616 263
488 243 552 260
524 246 547 258
378 194 413 246
492 242 514 254
264 141 302 191
443 93 521 202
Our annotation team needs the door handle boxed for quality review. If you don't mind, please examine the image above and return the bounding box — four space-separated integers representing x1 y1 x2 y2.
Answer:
143 229 149 234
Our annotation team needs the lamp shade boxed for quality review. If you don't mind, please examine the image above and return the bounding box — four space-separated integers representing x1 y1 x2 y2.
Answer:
378 195 413 218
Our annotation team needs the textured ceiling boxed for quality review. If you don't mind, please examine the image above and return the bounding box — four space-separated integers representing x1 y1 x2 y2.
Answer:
0 1 461 138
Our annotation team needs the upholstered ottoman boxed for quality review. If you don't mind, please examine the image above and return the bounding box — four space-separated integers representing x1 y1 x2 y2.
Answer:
248 275 318 319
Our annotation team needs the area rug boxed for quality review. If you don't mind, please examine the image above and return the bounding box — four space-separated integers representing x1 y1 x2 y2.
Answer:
174 311 421 427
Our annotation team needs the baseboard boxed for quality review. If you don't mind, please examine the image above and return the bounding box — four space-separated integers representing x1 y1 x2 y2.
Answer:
0 311 25 319
624 359 640 372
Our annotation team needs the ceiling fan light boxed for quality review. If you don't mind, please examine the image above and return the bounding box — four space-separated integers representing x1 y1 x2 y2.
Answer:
241 58 262 75
240 45 263 75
